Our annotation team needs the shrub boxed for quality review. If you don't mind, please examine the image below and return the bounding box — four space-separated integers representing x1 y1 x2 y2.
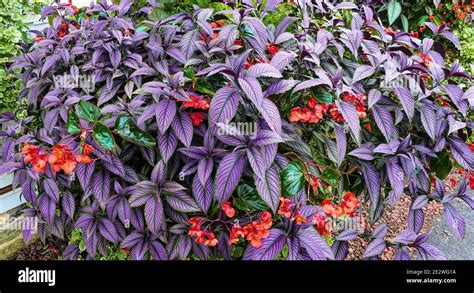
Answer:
1 0 473 260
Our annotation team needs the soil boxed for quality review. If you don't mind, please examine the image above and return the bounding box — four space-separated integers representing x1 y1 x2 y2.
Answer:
346 173 461 260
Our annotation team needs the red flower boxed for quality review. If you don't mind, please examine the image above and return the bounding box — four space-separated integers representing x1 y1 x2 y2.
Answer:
76 144 94 164
243 212 273 248
341 191 358 216
33 36 44 43
229 225 246 244
328 105 345 123
221 201 236 218
21 144 48 174
322 199 343 218
469 143 474 153
183 95 210 110
312 214 331 236
266 43 280 57
188 217 218 247
234 39 242 46
190 112 206 127
309 175 320 192
418 52 433 68
277 197 293 218
291 210 308 225
48 144 77 174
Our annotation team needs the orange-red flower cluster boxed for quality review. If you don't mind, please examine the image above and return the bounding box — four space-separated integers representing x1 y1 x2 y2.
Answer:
190 112 206 127
277 197 293 218
289 97 329 123
322 191 358 218
21 143 94 174
266 43 280 57
417 52 433 68
228 211 273 248
221 201 236 218
184 95 209 127
277 197 307 225
48 144 78 174
21 144 49 174
342 92 367 119
188 217 218 247
312 214 331 236
183 95 210 110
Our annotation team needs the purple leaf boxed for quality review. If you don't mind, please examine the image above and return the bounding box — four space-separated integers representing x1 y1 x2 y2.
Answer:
43 178 59 203
334 124 346 166
253 229 286 260
361 162 380 206
238 77 263 107
156 99 177 133
255 166 280 212
76 162 95 191
197 157 213 186
158 129 177 163
298 227 334 260
92 170 110 202
270 51 296 71
336 229 358 241
61 190 75 219
412 195 429 210
98 218 119 243
444 203 465 239
256 98 282 134
448 137 474 171
39 194 55 224
352 65 375 84
372 105 397 142
417 243 446 260
393 88 414 121
145 196 164 234
362 238 386 258
215 151 246 204
165 191 200 212
408 209 424 233
331 241 349 260
336 100 361 145
385 157 404 205
419 103 437 141
247 63 282 78
150 240 167 260
192 176 213 213
171 111 193 148
348 144 374 160
209 87 239 124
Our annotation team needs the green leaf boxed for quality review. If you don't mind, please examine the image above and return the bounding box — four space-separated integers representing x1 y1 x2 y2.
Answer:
430 151 452 180
322 168 341 185
310 87 334 104
135 25 149 32
387 1 402 26
76 100 101 122
280 161 305 197
401 14 409 32
67 110 81 134
93 122 115 150
233 184 268 211
194 78 215 96
115 115 156 147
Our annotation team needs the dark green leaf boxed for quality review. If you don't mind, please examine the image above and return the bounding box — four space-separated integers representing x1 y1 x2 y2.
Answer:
76 100 101 122
233 184 268 211
93 122 115 150
430 151 452 180
310 87 334 104
115 115 156 147
67 110 81 134
280 161 305 197
194 78 215 96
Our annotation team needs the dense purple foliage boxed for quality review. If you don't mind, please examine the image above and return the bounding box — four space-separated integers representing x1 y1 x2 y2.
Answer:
0 0 473 260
